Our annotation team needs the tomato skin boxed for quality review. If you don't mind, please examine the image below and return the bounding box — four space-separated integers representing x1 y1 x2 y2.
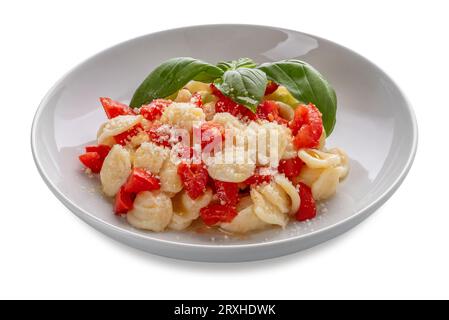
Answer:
114 186 135 214
210 83 225 99
140 99 171 121
200 204 237 226
177 163 209 199
85 145 111 159
100 97 135 119
264 81 279 95
190 92 203 107
147 124 173 148
296 183 317 221
114 124 143 145
79 152 103 173
290 103 323 149
214 180 239 206
200 122 225 150
244 167 272 186
278 157 304 179
123 168 160 194
211 84 257 121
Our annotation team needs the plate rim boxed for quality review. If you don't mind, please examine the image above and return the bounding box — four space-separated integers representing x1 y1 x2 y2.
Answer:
30 23 418 252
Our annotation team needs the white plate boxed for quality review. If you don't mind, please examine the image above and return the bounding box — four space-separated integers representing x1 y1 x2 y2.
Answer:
31 25 417 262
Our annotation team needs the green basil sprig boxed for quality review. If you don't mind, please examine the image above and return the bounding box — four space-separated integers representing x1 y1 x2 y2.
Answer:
129 57 337 135
258 59 337 135
130 57 223 108
214 68 267 112
217 57 257 71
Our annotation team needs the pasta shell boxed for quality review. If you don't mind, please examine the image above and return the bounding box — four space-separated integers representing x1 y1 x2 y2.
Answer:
97 115 142 146
100 145 131 197
298 149 341 169
127 191 173 232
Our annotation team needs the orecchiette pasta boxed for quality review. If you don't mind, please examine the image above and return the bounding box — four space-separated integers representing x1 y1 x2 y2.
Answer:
298 149 341 168
174 88 192 103
220 196 268 233
251 187 289 228
206 148 255 183
127 191 173 231
159 159 183 194
184 81 212 93
169 188 213 230
100 145 131 196
311 167 341 200
246 121 292 165
133 142 170 174
212 112 246 132
97 115 142 146
249 174 301 227
160 102 205 132
297 148 349 200
329 147 349 179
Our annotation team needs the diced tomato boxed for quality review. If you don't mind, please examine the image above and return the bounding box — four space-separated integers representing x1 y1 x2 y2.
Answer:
296 183 317 221
114 124 143 145
256 100 289 125
215 98 257 121
264 81 279 95
211 84 257 121
200 204 238 226
140 99 171 121
244 167 272 186
177 163 209 199
123 168 160 194
100 97 135 119
79 152 103 173
190 92 203 107
214 180 239 206
289 103 323 149
278 157 304 179
85 144 111 159
147 124 174 148
200 122 225 150
210 83 225 99
114 186 135 215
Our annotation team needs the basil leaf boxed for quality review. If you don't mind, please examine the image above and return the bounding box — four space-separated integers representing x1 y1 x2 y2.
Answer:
215 68 267 112
217 58 257 71
258 59 337 135
130 57 223 107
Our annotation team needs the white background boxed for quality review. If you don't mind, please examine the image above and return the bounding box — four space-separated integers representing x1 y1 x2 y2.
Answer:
0 0 447 299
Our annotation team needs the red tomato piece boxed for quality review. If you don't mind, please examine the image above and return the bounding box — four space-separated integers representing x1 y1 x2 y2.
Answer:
177 163 209 199
147 124 174 148
264 81 279 95
123 168 160 194
200 122 225 150
215 98 257 121
79 152 103 173
256 100 280 121
296 183 317 221
85 144 111 159
244 167 272 186
278 157 304 179
140 99 171 121
114 124 143 145
214 180 239 206
190 92 203 107
200 204 238 226
210 83 225 99
100 97 135 119
289 103 323 149
114 186 135 215
211 84 257 121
